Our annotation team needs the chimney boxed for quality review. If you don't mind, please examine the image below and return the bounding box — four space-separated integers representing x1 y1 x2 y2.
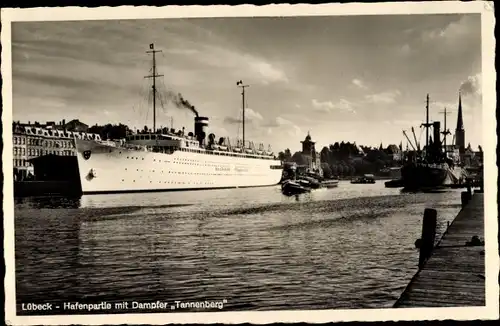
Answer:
62 119 66 126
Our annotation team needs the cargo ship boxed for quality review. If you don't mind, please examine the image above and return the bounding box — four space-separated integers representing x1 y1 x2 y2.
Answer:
400 94 464 190
74 44 282 194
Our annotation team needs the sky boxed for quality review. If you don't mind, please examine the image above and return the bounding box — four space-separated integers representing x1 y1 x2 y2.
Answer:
11 13 483 153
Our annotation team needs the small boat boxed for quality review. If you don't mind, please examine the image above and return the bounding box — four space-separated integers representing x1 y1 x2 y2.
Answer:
281 179 311 196
321 179 339 188
384 179 404 188
351 174 376 184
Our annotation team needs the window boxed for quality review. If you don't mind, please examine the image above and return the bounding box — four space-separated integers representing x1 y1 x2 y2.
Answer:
14 137 18 145
14 147 18 155
22 138 26 145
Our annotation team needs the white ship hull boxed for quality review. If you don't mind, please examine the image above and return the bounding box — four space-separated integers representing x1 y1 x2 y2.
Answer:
74 139 283 194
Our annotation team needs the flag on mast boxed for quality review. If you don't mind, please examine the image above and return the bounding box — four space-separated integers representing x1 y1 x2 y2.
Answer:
149 43 154 49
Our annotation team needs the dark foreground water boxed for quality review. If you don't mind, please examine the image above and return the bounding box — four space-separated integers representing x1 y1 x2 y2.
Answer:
14 181 463 314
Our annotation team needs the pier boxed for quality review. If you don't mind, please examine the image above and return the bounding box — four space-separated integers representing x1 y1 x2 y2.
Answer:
394 192 485 307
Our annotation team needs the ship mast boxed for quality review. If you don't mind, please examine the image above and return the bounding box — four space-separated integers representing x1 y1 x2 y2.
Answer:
420 94 433 158
440 107 451 155
236 80 249 148
145 43 163 133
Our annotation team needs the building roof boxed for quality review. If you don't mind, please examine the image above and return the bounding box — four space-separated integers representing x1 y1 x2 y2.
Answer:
386 144 400 154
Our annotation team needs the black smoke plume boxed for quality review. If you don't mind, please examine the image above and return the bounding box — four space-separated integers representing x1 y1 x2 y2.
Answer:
164 90 199 117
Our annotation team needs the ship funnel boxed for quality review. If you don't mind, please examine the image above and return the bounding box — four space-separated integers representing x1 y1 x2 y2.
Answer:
433 121 441 148
194 116 209 145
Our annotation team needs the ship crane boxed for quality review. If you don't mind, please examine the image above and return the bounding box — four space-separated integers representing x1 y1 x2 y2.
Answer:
411 127 420 151
402 130 417 151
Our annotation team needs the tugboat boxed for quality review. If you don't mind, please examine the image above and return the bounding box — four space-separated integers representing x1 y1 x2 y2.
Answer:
298 176 321 189
281 179 311 196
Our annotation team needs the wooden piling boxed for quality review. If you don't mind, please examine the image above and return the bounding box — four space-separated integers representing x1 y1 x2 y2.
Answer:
418 208 437 269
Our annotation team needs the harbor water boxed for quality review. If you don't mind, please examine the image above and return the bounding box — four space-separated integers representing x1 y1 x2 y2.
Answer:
14 181 464 313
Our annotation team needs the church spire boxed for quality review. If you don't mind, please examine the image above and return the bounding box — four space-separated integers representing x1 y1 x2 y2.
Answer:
456 92 464 131
455 91 466 152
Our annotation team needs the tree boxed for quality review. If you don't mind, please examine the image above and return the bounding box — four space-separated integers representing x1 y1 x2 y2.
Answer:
284 148 292 161
291 152 308 166
337 164 344 176
330 164 338 176
321 163 333 179
320 146 331 163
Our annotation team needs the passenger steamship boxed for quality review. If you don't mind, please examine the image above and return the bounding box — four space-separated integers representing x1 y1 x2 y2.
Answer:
74 44 283 194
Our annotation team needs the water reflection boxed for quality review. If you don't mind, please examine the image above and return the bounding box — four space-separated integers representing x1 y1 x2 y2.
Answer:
14 184 464 312
14 195 82 209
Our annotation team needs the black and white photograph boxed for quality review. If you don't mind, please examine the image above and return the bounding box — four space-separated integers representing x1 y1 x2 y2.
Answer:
2 2 498 324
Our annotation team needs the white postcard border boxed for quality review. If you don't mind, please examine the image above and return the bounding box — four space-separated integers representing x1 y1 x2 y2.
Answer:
2 2 497 325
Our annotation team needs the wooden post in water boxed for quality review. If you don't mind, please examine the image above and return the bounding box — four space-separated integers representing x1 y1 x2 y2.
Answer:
418 208 437 269
461 191 471 208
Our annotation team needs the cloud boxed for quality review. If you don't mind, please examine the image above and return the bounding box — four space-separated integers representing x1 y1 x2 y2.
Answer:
399 44 411 56
312 98 356 114
223 108 263 125
264 116 303 137
352 78 368 89
192 43 289 85
365 90 401 104
459 74 482 97
419 15 479 49
249 60 289 84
